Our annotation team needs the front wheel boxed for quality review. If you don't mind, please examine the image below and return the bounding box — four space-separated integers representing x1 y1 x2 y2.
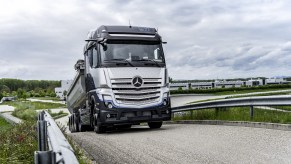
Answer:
148 121 163 129
93 114 106 134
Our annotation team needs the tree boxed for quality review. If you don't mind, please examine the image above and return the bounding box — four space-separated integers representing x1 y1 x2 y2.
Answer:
17 88 26 99
169 77 173 83
63 90 67 97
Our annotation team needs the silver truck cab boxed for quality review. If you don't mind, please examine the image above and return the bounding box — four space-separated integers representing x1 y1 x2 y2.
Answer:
67 25 171 133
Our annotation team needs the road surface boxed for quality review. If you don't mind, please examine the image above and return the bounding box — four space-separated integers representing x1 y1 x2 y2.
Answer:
69 124 291 164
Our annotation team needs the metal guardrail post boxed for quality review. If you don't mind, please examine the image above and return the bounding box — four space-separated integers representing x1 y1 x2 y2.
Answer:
250 106 254 119
35 111 79 164
37 120 47 151
34 151 56 164
38 111 45 121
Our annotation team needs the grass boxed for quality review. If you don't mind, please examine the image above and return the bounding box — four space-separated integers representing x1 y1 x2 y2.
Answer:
31 97 61 101
0 120 37 163
47 109 68 119
4 101 66 110
173 107 291 124
0 117 12 131
271 106 291 111
3 101 67 121
188 98 224 104
58 124 93 164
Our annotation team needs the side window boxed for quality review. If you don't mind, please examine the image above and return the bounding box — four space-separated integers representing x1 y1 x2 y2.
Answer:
88 49 93 67
93 48 98 67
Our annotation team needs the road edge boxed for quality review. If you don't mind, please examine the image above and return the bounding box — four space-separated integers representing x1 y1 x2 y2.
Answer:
0 112 22 125
165 120 291 131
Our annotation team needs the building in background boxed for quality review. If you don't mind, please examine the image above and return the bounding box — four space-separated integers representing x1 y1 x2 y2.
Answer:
214 80 244 88
55 80 73 99
169 77 288 91
191 82 214 89
266 78 288 85
169 83 189 90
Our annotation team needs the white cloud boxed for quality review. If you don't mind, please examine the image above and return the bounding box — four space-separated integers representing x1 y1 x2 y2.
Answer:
0 0 291 80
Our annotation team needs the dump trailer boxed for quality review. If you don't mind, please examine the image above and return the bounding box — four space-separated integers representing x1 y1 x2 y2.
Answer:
67 25 171 133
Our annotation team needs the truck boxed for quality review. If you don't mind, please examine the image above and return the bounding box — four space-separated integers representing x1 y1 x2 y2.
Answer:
67 25 171 133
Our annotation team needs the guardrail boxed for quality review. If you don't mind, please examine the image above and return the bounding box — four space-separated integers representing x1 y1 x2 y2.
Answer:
34 111 78 164
171 95 291 118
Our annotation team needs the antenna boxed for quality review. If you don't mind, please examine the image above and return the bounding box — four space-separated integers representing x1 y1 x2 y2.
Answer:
157 27 158 32
129 19 132 28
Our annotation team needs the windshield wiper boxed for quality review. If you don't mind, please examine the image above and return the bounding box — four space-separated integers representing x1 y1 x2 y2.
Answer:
136 59 161 67
104 59 135 67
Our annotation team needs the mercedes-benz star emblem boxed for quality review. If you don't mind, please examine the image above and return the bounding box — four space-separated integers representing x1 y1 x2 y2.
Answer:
132 76 143 88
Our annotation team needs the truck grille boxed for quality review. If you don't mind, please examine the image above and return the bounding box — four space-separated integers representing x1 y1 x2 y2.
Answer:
111 78 162 105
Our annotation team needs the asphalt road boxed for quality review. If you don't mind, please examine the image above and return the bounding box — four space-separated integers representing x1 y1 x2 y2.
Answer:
69 124 291 164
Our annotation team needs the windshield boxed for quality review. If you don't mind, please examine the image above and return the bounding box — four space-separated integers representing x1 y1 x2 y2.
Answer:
100 41 165 67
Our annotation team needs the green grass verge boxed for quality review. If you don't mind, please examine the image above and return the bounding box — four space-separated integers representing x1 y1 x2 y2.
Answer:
31 97 61 101
4 101 66 110
0 121 37 163
0 117 12 131
173 107 291 124
3 101 67 121
270 106 291 111
47 109 68 119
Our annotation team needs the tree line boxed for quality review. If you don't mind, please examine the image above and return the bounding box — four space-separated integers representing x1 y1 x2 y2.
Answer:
0 78 61 99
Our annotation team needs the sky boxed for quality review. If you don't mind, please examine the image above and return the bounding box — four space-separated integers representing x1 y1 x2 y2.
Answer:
1 0 291 80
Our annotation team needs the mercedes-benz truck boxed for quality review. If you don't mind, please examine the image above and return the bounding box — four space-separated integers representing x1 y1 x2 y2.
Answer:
67 25 171 133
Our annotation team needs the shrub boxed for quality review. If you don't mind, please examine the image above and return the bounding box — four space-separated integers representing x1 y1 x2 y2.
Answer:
0 121 37 163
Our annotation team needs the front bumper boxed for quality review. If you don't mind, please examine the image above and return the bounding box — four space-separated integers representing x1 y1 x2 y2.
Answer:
98 103 171 126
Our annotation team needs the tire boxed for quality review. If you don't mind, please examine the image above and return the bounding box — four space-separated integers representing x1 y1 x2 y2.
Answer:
93 114 106 133
94 125 107 134
71 114 79 133
71 115 76 132
68 116 72 132
78 120 85 132
148 121 163 129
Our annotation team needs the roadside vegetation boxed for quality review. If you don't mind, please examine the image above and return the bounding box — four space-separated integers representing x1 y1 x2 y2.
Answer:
170 84 291 95
58 124 93 164
3 101 66 121
0 118 37 163
0 78 60 100
32 97 61 101
173 107 291 124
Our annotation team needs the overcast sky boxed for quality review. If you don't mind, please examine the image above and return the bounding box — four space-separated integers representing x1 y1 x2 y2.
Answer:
1 0 291 80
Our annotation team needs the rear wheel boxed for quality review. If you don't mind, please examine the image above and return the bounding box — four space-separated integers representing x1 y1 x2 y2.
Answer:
148 121 163 129
78 120 85 132
71 114 79 133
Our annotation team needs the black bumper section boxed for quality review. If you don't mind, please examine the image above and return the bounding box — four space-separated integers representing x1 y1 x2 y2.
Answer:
98 104 171 126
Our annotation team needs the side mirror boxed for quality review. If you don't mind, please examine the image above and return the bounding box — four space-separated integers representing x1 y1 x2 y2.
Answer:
162 42 167 44
85 37 105 42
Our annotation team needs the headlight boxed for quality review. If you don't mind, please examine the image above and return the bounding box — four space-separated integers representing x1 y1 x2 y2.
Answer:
103 95 113 101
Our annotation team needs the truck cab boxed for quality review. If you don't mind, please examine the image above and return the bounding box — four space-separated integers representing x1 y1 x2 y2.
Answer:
67 25 171 133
